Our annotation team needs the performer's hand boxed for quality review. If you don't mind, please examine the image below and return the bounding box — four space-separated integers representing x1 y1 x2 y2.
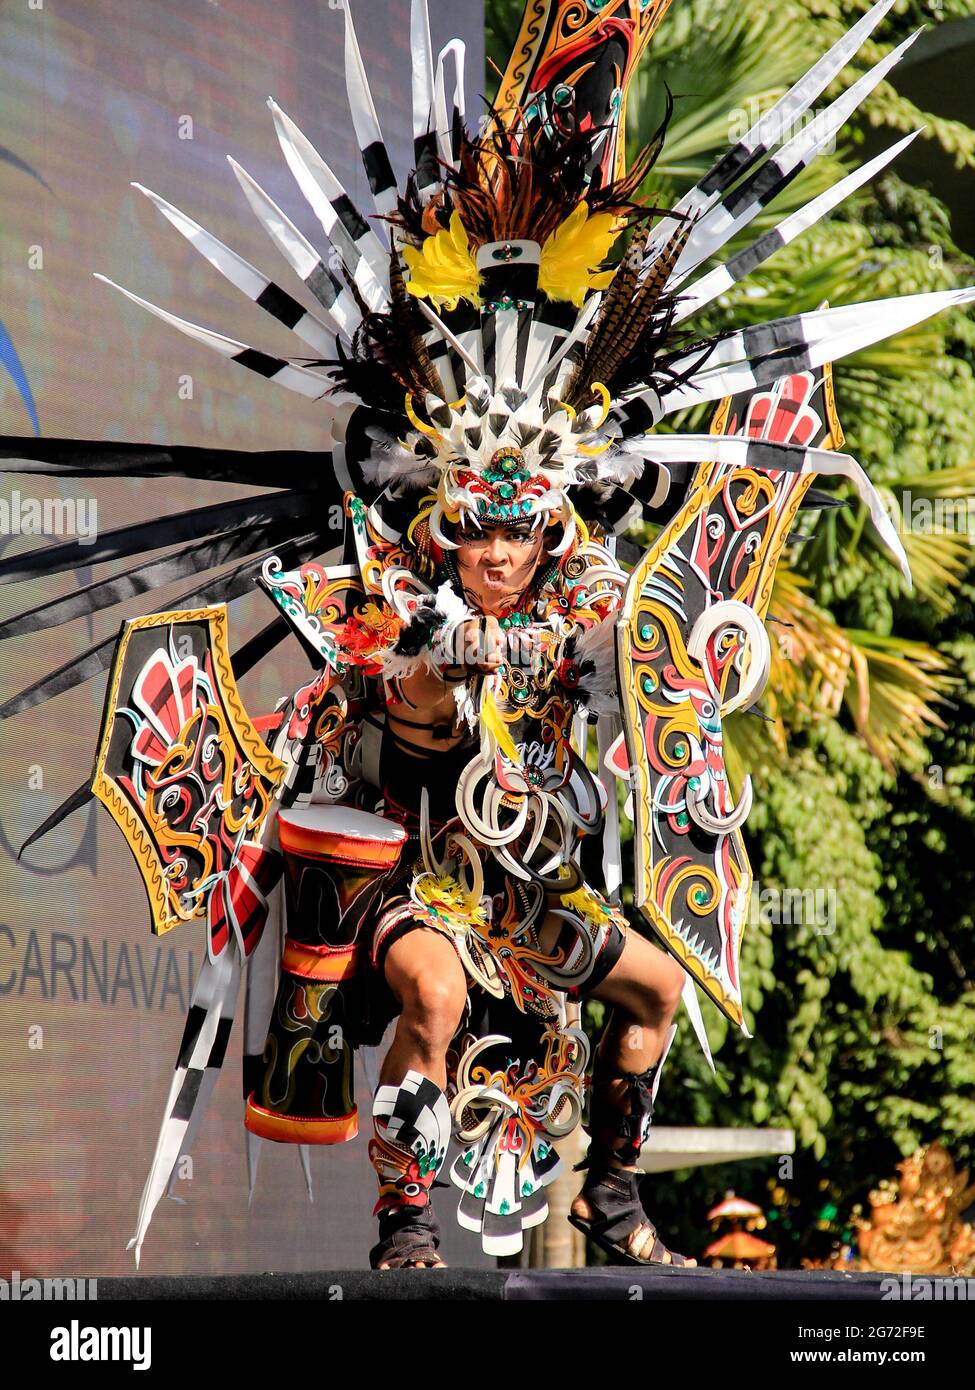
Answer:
472 615 504 674
460 615 505 673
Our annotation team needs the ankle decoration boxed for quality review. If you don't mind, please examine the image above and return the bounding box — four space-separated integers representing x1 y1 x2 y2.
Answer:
368 1069 453 1218
575 1061 660 1172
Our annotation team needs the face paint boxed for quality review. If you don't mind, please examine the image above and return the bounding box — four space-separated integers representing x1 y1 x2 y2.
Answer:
454 523 547 616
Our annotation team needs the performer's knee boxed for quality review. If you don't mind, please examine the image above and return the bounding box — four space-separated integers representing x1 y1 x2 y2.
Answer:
397 971 467 1047
653 959 685 1019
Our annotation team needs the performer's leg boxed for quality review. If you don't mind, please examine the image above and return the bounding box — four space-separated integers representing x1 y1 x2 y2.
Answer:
368 926 467 1270
381 928 468 1089
570 928 697 1266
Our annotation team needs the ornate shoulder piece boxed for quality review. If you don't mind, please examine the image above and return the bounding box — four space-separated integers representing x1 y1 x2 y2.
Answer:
258 556 401 676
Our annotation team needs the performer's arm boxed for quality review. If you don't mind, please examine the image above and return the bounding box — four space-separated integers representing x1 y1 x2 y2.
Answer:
384 615 502 753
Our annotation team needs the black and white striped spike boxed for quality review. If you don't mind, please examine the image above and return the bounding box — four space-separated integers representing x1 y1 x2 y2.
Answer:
227 159 363 344
673 132 922 324
343 1 399 219
132 183 336 357
619 432 910 583
411 0 465 204
655 289 975 415
642 0 901 267
268 99 389 308
94 273 349 404
127 946 242 1268
662 31 921 294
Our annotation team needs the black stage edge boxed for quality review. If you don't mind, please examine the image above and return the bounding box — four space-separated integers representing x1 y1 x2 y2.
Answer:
89 1267 910 1300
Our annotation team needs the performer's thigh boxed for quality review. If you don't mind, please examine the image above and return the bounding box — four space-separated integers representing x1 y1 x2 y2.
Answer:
582 926 685 1014
383 924 468 1013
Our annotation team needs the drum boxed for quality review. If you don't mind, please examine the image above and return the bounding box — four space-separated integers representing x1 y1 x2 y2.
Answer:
244 806 407 1144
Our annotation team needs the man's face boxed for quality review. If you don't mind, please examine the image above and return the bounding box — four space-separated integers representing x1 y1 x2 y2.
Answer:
454 519 548 615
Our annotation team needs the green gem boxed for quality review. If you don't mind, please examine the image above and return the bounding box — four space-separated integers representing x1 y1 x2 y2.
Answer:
498 482 516 500
463 1150 474 1166
689 776 701 790
522 1181 534 1196
500 1199 510 1215
640 624 652 640
693 888 708 905
674 742 687 758
676 812 689 827
501 617 512 630
538 1143 550 1159
474 1182 485 1198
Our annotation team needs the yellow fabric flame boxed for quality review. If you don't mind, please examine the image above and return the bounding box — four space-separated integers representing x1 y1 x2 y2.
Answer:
403 212 481 311
540 204 619 307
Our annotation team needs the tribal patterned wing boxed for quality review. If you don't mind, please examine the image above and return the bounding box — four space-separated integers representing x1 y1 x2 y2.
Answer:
495 0 675 186
91 605 285 961
613 366 844 1027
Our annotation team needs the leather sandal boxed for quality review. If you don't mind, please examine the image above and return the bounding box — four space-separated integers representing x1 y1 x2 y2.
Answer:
568 1167 695 1267
369 1202 447 1270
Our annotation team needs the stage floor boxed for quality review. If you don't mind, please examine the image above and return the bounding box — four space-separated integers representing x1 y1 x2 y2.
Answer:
91 1267 900 1301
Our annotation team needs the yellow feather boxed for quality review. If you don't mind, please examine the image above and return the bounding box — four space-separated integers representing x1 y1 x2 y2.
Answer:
403 212 481 311
539 205 622 307
481 688 521 765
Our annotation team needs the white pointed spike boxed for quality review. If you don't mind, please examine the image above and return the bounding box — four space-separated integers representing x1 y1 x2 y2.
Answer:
674 131 923 322
411 0 436 144
94 273 340 402
299 1146 314 1203
125 950 240 1269
132 182 336 356
650 1022 679 1100
734 0 902 160
629 424 913 584
267 98 390 285
343 1 398 217
670 288 975 381
644 0 902 261
626 433 862 477
227 157 359 340
522 294 602 404
435 40 466 168
415 298 482 377
667 33 923 289
675 973 717 1056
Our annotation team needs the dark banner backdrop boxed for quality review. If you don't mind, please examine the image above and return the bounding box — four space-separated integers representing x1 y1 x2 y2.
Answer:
0 0 486 1276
